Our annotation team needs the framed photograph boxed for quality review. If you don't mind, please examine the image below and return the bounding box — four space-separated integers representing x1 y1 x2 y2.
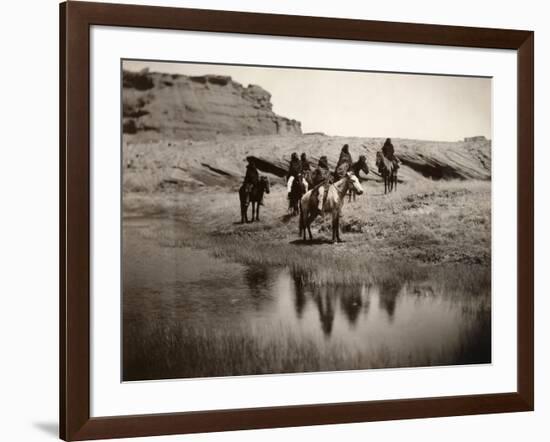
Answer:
60 1 534 440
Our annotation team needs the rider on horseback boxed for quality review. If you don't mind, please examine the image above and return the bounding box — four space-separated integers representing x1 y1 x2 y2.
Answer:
286 152 302 198
244 156 259 187
381 138 399 170
311 155 331 214
300 153 311 173
243 156 261 204
334 144 353 180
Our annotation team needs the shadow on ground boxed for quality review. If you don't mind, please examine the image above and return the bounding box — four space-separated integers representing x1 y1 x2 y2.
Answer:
289 238 335 246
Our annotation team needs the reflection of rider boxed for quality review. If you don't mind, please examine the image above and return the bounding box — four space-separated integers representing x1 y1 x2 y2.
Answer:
311 156 331 213
381 138 399 169
286 152 302 195
334 144 353 180
315 286 335 336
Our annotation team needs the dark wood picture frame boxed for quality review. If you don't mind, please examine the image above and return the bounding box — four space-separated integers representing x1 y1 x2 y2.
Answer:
60 1 534 440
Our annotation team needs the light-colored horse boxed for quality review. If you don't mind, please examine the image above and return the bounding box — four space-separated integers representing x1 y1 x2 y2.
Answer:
299 172 364 243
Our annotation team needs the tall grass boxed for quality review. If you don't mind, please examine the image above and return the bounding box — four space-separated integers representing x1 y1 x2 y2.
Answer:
123 316 490 381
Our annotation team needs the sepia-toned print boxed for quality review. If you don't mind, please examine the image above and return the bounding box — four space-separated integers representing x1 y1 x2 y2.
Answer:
121 60 491 382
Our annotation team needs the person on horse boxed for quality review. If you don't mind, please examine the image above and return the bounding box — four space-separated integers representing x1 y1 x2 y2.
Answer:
286 152 302 197
300 153 311 173
300 152 312 188
244 156 259 187
381 138 399 170
243 156 263 205
334 144 353 180
311 155 331 214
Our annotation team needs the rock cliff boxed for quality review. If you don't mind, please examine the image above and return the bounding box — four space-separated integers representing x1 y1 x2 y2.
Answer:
122 69 302 140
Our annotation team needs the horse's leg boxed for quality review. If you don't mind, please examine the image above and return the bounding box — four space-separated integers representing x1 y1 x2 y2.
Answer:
306 214 314 241
256 202 260 221
333 213 342 243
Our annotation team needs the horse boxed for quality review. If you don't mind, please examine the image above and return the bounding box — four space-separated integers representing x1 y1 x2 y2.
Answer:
376 151 398 194
239 176 270 223
239 183 253 223
299 172 364 243
347 156 370 202
250 176 270 222
288 173 308 216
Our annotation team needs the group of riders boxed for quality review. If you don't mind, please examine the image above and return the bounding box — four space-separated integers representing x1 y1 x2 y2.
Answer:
242 138 399 214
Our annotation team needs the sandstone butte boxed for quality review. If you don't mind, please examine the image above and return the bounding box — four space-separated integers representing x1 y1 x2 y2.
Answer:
123 69 302 140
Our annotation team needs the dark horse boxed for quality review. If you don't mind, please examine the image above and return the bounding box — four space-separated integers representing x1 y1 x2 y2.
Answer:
376 151 398 194
347 155 370 202
239 176 270 223
288 172 308 216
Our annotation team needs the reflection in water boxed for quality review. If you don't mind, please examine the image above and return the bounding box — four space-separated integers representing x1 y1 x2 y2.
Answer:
314 286 336 337
244 266 270 292
378 280 401 321
123 221 491 380
288 275 372 336
243 266 271 310
339 285 364 326
292 272 307 318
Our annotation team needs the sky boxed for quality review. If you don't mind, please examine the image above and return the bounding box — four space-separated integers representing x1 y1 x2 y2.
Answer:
124 60 492 142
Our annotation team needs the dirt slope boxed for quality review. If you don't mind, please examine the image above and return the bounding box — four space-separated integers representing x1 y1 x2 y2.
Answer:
123 134 491 193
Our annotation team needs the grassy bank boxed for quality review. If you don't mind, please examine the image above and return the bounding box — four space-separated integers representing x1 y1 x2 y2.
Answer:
123 178 491 286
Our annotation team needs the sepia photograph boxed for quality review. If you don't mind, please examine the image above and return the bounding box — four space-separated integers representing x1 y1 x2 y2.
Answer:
121 60 492 382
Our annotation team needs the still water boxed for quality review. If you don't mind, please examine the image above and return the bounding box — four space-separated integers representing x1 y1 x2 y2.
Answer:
123 219 491 380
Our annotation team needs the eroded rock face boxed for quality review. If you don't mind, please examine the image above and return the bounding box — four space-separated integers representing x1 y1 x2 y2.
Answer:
122 135 491 193
123 70 302 140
